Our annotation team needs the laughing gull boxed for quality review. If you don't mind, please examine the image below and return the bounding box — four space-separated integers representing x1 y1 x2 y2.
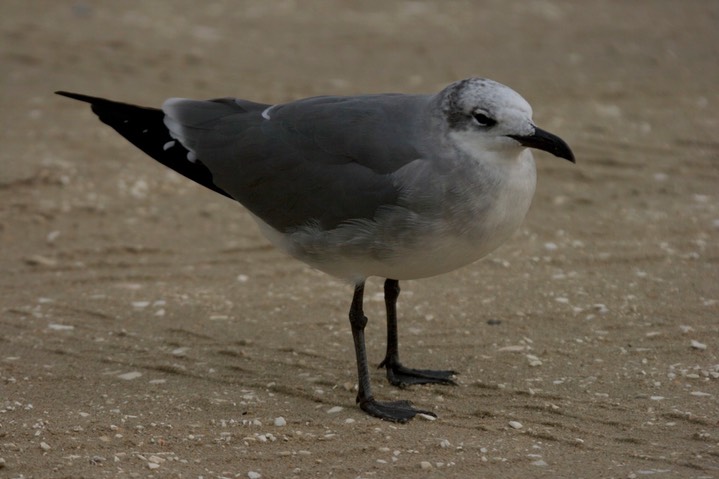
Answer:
56 78 574 422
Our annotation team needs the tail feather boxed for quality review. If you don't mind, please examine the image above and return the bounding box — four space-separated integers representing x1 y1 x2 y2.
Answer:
55 91 232 199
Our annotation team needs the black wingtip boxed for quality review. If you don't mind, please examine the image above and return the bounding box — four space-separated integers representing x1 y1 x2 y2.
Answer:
56 90 234 201
55 91 97 103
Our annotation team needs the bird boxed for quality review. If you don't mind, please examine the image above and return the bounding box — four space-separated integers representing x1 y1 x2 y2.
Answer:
56 77 575 422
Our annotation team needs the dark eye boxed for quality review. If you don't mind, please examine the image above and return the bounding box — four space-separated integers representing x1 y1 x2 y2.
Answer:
472 112 496 127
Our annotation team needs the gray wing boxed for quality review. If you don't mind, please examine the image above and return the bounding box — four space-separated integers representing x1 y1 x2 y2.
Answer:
163 93 429 232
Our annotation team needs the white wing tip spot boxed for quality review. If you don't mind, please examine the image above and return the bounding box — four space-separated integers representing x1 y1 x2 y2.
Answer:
261 105 275 120
187 150 198 163
163 140 176 151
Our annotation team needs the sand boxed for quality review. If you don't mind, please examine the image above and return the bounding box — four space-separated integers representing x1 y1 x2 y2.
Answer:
1 1 718 477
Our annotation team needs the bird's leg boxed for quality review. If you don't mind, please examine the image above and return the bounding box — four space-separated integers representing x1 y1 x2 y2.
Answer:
348 281 435 422
378 279 457 387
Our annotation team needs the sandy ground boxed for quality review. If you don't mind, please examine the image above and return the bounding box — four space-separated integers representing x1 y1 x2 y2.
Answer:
1 1 718 478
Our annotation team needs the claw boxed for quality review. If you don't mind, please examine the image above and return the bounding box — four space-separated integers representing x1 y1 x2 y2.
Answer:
359 397 436 423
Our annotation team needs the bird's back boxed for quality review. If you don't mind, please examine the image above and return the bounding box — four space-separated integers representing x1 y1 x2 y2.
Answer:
163 93 433 232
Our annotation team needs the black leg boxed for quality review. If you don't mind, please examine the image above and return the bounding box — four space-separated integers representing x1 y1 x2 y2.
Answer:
348 281 435 422
378 279 457 387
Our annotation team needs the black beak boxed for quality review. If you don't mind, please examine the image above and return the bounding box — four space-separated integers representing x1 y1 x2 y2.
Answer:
508 127 575 163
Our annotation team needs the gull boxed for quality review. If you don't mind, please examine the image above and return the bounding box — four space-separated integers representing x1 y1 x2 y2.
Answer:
56 78 575 422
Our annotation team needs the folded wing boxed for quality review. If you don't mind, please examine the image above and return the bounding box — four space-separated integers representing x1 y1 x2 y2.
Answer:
163 94 428 232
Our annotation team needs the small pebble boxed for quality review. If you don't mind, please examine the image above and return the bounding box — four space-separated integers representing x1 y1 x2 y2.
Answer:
117 371 142 380
690 391 711 397
248 472 261 479
508 421 523 429
326 406 343 414
274 417 286 427
498 345 526 352
40 442 51 451
526 354 543 367
420 461 433 470
48 323 74 331
147 462 160 470
690 340 707 350
24 255 57 267
593 304 609 314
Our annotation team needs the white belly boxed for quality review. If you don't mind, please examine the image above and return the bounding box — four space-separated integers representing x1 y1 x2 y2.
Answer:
254 150 537 283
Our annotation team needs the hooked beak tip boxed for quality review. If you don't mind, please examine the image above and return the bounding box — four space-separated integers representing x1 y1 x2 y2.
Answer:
508 127 575 164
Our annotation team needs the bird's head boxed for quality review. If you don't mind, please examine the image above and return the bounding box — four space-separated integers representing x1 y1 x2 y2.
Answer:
438 77 575 163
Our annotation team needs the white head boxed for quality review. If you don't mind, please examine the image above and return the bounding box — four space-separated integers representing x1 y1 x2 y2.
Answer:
438 78 574 163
